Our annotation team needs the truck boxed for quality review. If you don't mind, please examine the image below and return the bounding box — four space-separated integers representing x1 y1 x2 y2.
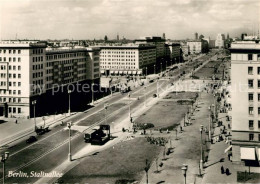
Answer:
84 125 110 145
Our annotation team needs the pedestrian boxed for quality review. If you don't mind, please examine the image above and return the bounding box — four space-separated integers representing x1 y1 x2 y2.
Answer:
221 165 225 174
226 168 230 175
15 119 18 124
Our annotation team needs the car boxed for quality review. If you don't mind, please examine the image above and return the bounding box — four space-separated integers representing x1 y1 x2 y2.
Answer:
153 94 157 98
26 136 37 143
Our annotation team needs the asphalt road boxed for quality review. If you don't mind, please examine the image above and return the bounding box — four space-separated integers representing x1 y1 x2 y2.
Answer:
0 50 221 183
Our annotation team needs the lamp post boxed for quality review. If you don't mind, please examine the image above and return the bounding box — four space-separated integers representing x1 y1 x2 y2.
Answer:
160 62 162 74
156 79 159 98
181 164 188 184
68 90 72 116
104 103 108 124
128 93 131 120
154 64 156 74
91 81 94 105
146 67 147 77
199 125 204 176
144 159 149 184
1 152 10 184
67 122 72 161
32 100 37 131
144 86 147 107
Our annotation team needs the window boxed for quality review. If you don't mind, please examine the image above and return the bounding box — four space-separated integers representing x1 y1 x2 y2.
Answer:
18 108 21 113
259 134 260 141
18 50 21 54
18 82 21 87
248 93 253 101
13 107 16 113
248 54 253 60
249 133 254 141
249 107 254 115
258 67 260 75
258 107 260 114
18 74 21 78
258 80 260 88
258 54 260 61
249 120 254 128
248 79 254 88
248 67 253 75
18 57 21 62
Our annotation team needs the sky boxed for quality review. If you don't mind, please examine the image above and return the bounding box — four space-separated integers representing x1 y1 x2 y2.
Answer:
0 0 259 40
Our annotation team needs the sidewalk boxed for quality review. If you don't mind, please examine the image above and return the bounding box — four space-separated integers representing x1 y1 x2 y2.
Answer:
202 112 236 183
139 92 214 184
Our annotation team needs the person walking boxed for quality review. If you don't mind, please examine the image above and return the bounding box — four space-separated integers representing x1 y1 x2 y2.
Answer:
221 165 225 174
226 168 230 175
15 119 18 124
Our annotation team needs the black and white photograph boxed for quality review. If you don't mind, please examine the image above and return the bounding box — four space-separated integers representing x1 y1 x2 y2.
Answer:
0 0 260 183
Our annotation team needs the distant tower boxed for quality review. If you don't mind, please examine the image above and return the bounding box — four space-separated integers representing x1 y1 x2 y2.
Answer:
163 33 166 39
227 33 229 40
241 33 247 40
117 33 119 41
195 32 198 40
104 35 108 41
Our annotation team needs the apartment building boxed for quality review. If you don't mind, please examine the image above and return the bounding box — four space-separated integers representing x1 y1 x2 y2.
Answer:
230 40 260 166
215 33 225 48
0 41 100 118
165 43 181 63
187 40 209 54
99 44 156 76
135 36 165 60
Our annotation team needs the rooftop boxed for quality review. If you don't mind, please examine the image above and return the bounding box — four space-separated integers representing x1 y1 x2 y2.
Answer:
231 41 260 49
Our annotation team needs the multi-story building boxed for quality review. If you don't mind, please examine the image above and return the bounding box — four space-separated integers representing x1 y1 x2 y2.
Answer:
165 43 181 63
187 40 209 54
215 33 225 48
135 36 165 60
99 44 156 76
230 40 260 166
0 41 100 118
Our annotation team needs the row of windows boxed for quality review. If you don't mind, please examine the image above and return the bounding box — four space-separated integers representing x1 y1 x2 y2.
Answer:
0 57 21 62
32 49 43 55
0 49 21 54
32 56 43 62
248 79 260 88
9 107 22 114
46 53 85 60
101 51 136 54
249 133 260 141
0 97 22 103
100 59 136 62
248 93 260 101
248 107 260 115
33 64 43 70
0 89 21 94
32 72 43 78
101 66 136 69
1 65 22 71
101 55 136 58
248 67 260 75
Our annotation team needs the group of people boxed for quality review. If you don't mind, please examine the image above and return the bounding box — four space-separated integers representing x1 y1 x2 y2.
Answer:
146 136 168 146
221 165 230 175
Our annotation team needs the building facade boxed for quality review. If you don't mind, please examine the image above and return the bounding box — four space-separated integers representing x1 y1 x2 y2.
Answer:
0 41 100 118
99 44 156 76
215 33 225 48
187 40 209 54
165 43 181 63
230 41 260 165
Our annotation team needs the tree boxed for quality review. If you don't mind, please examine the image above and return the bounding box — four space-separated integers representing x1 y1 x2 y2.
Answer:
104 35 108 41
199 34 204 40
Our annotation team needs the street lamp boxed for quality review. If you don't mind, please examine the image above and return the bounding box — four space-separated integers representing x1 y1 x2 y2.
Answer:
199 125 204 176
146 67 147 77
1 152 10 184
32 100 37 131
91 81 94 105
160 62 162 74
104 103 108 124
154 64 156 74
128 93 131 120
181 164 188 184
67 121 72 161
144 86 147 107
68 90 72 116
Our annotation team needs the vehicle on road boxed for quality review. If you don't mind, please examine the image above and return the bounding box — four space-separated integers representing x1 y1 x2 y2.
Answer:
35 126 50 135
153 94 157 98
84 125 110 145
26 136 37 143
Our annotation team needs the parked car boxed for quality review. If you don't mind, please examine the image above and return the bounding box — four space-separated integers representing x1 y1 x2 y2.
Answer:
153 94 157 98
26 136 37 143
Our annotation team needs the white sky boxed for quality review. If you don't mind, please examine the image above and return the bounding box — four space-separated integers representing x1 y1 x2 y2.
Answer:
0 0 259 40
